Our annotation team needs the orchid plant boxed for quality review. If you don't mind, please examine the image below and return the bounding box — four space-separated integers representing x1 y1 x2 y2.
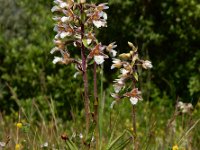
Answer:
51 0 152 149
111 42 152 104
50 0 117 147
111 42 152 149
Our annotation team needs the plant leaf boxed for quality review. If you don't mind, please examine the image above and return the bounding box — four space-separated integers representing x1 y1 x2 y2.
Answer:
133 72 138 81
106 131 126 150
66 139 79 150
85 121 96 145
82 39 89 48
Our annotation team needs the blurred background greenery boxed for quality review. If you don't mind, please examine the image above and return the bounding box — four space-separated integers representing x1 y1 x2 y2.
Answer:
0 0 200 149
0 0 199 118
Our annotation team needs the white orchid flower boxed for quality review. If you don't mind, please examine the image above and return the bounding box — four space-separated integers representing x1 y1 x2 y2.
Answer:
142 60 153 69
94 55 105 65
130 97 138 105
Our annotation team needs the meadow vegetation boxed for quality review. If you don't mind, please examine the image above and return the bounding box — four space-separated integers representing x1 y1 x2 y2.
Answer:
0 0 199 149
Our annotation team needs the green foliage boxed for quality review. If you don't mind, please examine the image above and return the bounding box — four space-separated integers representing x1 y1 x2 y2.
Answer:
106 130 132 150
0 2 199 149
0 0 83 119
99 0 200 102
0 0 199 114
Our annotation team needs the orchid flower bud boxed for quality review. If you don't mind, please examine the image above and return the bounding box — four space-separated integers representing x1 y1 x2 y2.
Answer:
119 53 131 60
80 0 86 3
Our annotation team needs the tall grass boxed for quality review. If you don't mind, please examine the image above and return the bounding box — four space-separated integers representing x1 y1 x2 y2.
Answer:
0 83 199 149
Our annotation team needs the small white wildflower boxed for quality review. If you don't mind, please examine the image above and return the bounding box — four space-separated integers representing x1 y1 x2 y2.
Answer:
103 12 107 20
93 20 106 28
41 142 48 148
0 142 6 147
142 60 153 69
61 16 70 22
51 6 60 12
111 58 122 69
177 101 184 108
79 133 83 139
87 39 92 45
188 103 193 109
130 97 138 105
99 11 107 20
53 56 63 64
110 50 117 57
106 42 117 57
113 84 124 93
177 101 193 114
94 55 105 65
60 2 68 8
60 32 70 39
114 78 125 85
120 68 129 75
55 33 60 39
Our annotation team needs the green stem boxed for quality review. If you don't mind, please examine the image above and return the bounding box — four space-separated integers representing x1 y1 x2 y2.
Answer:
132 77 138 150
132 105 138 150
93 62 99 150
99 64 104 149
80 3 90 133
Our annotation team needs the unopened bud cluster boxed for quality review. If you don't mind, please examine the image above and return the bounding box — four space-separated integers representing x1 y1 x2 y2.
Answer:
111 42 152 106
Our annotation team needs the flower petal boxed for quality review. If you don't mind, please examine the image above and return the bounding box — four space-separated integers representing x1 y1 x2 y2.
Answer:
53 56 63 64
60 32 71 39
50 47 59 54
111 64 115 69
130 97 138 105
113 83 123 93
73 72 80 78
142 60 153 69
87 39 92 45
94 55 105 65
61 16 70 22
0 142 6 147
60 2 68 8
111 50 117 57
93 20 106 28
51 6 60 12
110 101 116 109
120 68 129 75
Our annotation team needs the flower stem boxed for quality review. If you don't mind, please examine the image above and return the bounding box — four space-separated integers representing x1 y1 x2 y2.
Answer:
94 62 98 107
132 105 138 150
80 3 90 133
132 77 138 150
93 62 99 149
99 64 104 149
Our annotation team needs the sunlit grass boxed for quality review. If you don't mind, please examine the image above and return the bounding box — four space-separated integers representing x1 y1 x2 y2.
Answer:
0 95 199 149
